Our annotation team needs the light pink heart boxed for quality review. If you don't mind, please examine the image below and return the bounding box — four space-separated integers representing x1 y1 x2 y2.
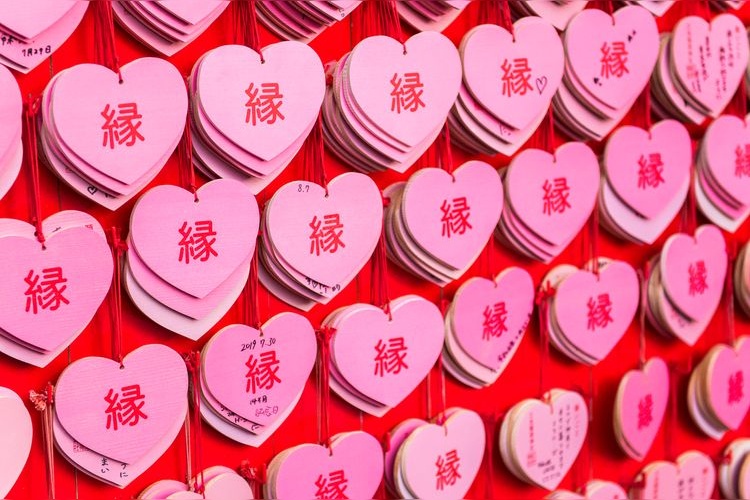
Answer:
156 0 227 25
616 357 669 460
707 337 750 431
54 344 188 465
0 388 32 498
702 114 750 207
331 295 443 408
521 1 588 30
347 31 461 147
202 313 316 427
676 451 716 500
271 431 383 499
565 5 659 111
660 225 727 322
605 120 692 219
399 409 485 499
0 223 112 352
402 161 503 271
505 142 600 246
265 173 382 289
0 65 21 164
129 179 259 299
672 15 749 116
632 461 679 499
48 57 187 186
0 0 77 40
196 42 324 162
461 18 563 131
451 267 534 371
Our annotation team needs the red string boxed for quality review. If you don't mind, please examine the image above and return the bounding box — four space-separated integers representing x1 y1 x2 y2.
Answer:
316 327 335 448
534 107 556 154
732 79 748 119
232 0 263 57
725 241 738 345
434 352 447 424
302 114 328 193
23 96 45 246
592 0 614 14
586 200 601 276
29 384 55 500
477 0 514 35
680 151 698 234
666 363 679 461
179 82 198 200
370 201 392 319
184 352 205 496
482 413 496 500
108 227 127 366
634 81 653 130
352 0 404 45
638 263 651 369
243 244 262 331
435 123 454 177
535 283 555 399
238 461 267 499
91 0 121 80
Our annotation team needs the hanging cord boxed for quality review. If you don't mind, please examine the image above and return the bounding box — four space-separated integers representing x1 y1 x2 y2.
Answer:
302 114 328 193
371 197 392 319
108 227 127 367
238 460 267 499
184 352 205 497
23 96 45 247
29 384 56 500
232 0 263 57
91 0 122 80
179 78 198 201
316 327 335 450
535 283 555 402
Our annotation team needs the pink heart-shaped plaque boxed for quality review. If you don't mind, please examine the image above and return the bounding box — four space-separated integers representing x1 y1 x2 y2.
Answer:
616 358 669 460
554 260 639 363
702 114 750 208
676 451 716 500
706 337 750 431
0 0 77 40
521 1 588 30
202 313 316 427
129 179 259 299
660 225 727 322
271 431 383 499
399 409 485 499
565 5 659 111
54 344 188 465
157 0 227 24
47 57 187 185
505 142 600 246
451 267 534 371
461 18 564 131
401 161 503 271
347 31 461 147
633 461 679 499
0 388 32 498
604 120 692 219
331 295 443 409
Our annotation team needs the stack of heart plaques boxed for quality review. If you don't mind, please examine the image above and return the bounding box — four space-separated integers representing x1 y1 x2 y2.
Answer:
599 120 691 245
323 32 461 173
496 142 600 263
112 0 229 56
688 337 750 440
548 480 628 499
0 387 32 499
719 438 750 499
553 6 659 141
189 42 325 195
265 431 383 499
139 466 254 499
541 259 639 365
631 451 716 500
449 18 564 157
0 211 112 367
39 58 187 211
0 0 87 73
500 389 588 491
53 345 188 487
0 64 21 201
323 295 444 417
384 161 504 286
259 173 383 311
199 313 316 446
695 114 750 232
256 1 360 43
384 408 485 500
397 0 469 32
651 14 748 125
125 179 259 340
735 240 750 315
443 267 534 388
646 225 727 346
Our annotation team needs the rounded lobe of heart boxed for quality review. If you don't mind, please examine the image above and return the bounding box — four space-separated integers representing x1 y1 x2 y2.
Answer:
0 66 21 158
505 142 600 246
402 162 503 270
156 0 228 24
273 432 384 499
201 472 254 499
384 418 427 491
522 1 588 30
129 179 259 299
202 314 316 427
703 114 750 206
347 32 461 147
400 409 485 499
451 268 534 370
48 58 187 185
196 42 325 162
332 296 443 407
672 15 749 114
54 344 188 465
510 391 589 491
265 173 383 288
0 389 32 499
616 358 669 459
0 0 77 40
660 225 727 321
605 121 691 219
553 261 639 362
0 227 113 352
635 461 679 499
676 451 716 500
585 480 628 499
565 5 659 110
707 338 750 430
461 19 563 131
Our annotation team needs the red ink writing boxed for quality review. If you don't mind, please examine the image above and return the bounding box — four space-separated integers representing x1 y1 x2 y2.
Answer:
637 394 653 430
101 103 144 149
178 220 218 264
390 72 425 114
637 153 665 190
435 449 462 491
542 178 571 216
309 214 345 256
24 267 69 314
501 57 533 97
104 385 148 431
314 470 349 499
440 197 472 238
729 371 744 405
245 351 282 394
587 294 613 331
482 302 508 341
600 41 629 80
374 337 409 377
688 261 708 296
245 82 285 125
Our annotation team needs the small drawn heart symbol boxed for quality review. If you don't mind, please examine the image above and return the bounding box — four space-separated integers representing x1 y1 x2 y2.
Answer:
87 186 97 195
536 76 548 95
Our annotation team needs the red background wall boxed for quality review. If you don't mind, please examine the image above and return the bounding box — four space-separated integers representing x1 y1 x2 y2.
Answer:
3 2 750 498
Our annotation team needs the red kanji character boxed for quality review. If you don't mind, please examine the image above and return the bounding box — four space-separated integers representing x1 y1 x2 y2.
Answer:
542 178 571 216
688 261 708 296
245 350 282 394
501 57 533 97
101 103 144 149
440 197 473 238
390 72 425 114
435 449 462 491
373 337 409 377
586 294 613 331
637 153 665 189
482 302 508 341
309 214 345 256
245 82 285 125
600 41 629 79
24 267 69 314
104 385 148 431
178 220 218 264
314 469 349 499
